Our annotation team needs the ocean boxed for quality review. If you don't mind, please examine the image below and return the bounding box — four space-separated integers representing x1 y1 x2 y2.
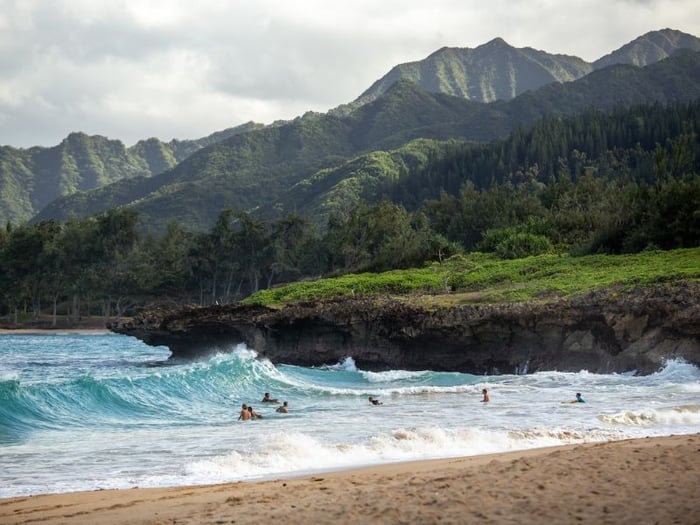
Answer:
1 332 699 498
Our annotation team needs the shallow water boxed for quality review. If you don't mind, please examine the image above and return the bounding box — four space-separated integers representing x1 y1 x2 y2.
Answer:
1 333 699 498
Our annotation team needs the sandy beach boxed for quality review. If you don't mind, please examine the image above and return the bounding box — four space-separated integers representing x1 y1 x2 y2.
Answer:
1 434 698 525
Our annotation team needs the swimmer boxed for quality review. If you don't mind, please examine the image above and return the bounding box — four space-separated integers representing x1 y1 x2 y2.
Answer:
238 403 250 421
262 392 279 403
248 406 263 419
368 396 382 406
481 388 490 403
276 401 289 413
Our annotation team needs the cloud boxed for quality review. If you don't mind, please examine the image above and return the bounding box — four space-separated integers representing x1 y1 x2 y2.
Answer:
0 0 698 147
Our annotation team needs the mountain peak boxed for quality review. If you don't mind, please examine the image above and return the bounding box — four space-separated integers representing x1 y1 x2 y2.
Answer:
593 28 700 69
352 35 591 106
481 37 511 48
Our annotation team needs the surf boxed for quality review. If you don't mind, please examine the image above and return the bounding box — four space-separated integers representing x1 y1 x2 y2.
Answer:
1 334 699 499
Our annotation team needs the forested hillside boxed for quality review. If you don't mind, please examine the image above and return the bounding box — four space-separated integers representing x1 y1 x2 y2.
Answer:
2 30 699 230
0 122 263 225
1 100 698 324
31 50 700 231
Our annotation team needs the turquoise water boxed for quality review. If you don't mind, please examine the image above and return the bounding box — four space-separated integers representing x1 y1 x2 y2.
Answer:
1 333 699 498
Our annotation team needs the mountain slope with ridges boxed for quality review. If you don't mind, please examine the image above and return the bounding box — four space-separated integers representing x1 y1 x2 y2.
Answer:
343 28 700 113
594 28 700 69
0 122 263 224
31 50 700 232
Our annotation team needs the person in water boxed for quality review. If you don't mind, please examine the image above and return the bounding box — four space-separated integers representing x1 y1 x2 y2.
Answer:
248 406 263 419
574 392 585 403
238 403 250 421
481 388 490 403
262 393 279 403
276 401 289 413
368 396 382 405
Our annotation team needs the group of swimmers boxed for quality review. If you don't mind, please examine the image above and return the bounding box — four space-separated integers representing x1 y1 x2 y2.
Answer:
479 388 585 404
368 388 584 406
238 393 289 421
240 389 585 420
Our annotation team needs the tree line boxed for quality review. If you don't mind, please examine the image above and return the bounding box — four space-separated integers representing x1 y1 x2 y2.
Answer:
1 101 698 324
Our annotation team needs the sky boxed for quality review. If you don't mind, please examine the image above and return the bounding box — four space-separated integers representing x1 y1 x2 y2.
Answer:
1 0 698 148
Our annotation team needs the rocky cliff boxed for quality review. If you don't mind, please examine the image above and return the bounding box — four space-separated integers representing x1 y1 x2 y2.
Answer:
108 282 700 375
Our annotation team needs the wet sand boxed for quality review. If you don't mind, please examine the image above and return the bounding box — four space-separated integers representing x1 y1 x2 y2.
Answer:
1 433 698 525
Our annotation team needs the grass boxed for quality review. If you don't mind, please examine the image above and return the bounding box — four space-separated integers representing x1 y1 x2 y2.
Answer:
243 247 700 307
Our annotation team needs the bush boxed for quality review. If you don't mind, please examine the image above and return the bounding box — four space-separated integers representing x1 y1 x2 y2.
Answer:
495 232 554 259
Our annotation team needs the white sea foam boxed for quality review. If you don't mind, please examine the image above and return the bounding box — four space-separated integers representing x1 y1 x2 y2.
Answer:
362 369 431 382
322 356 358 371
598 405 700 426
0 372 20 383
184 426 623 485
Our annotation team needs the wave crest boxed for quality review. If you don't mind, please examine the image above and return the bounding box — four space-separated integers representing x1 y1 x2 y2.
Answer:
598 405 700 426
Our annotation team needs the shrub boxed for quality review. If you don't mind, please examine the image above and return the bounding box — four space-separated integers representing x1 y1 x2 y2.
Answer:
495 232 554 259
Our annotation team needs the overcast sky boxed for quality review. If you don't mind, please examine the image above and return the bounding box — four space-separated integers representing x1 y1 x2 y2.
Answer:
1 0 698 148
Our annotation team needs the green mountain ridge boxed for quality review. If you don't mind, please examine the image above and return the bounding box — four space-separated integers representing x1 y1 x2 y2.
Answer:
593 27 700 69
31 50 700 231
339 28 700 112
3 29 700 229
0 122 263 224
27 79 525 230
345 37 592 110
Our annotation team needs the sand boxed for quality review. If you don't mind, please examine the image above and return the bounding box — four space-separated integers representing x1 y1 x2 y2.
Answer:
1 434 698 525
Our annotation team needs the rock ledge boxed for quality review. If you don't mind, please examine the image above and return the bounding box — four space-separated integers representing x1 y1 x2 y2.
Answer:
108 282 700 375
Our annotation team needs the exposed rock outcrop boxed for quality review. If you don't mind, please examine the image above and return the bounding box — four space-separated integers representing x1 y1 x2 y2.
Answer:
108 282 700 375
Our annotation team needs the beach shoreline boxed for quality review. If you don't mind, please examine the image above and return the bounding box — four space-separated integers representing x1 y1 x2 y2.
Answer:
2 433 698 525
0 328 111 334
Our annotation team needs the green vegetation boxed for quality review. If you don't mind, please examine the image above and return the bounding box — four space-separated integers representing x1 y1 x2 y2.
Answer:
244 247 700 306
1 97 699 325
20 50 700 232
0 123 262 226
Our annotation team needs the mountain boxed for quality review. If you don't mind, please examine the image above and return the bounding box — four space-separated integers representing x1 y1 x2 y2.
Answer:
593 28 700 69
275 138 464 223
342 37 591 110
504 49 700 127
0 122 263 225
342 28 700 111
5 29 700 229
0 133 151 225
32 50 700 231
277 50 700 223
33 82 485 232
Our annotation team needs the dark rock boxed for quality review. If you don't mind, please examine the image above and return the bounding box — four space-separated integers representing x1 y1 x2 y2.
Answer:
108 282 700 375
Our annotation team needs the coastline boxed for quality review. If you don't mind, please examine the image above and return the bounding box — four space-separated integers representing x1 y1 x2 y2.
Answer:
2 434 698 525
0 328 111 334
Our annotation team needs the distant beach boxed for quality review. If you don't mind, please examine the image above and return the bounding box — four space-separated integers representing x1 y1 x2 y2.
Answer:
1 434 698 525
0 328 110 334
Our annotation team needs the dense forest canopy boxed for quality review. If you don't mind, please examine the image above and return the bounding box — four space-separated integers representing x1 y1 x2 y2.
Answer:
1 101 698 324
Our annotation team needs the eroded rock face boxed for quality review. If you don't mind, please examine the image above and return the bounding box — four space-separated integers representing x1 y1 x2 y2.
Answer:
108 283 700 375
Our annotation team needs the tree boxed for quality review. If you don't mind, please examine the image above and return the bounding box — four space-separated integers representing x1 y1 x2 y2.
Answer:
266 213 319 287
